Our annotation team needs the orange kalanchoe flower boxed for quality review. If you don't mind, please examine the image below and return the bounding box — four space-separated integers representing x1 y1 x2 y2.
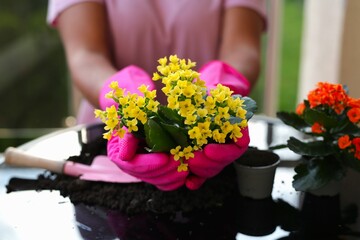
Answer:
352 138 360 160
347 108 360 123
307 82 349 114
311 122 325 134
338 135 352 149
296 102 305 115
355 152 360 161
348 97 360 108
338 136 360 160
353 138 360 151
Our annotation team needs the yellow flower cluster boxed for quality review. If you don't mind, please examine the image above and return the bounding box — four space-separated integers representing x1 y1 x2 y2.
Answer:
152 55 248 170
95 81 159 140
95 55 248 172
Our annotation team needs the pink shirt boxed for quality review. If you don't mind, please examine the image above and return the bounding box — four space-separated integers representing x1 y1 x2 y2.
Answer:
47 0 267 124
48 0 266 74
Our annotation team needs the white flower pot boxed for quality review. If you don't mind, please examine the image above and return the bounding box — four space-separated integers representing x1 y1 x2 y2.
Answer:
233 149 280 199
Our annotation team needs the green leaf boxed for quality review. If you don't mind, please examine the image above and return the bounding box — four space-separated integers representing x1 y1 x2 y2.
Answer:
269 144 288 150
343 151 360 172
241 96 257 120
287 137 334 156
293 157 345 191
229 116 242 124
160 122 189 147
330 119 360 136
144 119 177 152
293 162 327 191
303 108 338 128
277 111 309 132
157 105 184 125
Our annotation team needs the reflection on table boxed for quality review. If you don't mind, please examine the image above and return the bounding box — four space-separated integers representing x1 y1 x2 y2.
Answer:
0 115 359 239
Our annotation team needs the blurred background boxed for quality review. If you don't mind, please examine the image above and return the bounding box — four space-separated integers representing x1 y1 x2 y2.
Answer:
2 0 359 152
0 1 70 151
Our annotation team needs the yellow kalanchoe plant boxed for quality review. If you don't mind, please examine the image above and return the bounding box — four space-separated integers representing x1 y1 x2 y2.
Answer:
95 55 257 171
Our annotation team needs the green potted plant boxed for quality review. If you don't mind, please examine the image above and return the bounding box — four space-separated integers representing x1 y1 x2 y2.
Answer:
94 55 257 172
275 82 360 195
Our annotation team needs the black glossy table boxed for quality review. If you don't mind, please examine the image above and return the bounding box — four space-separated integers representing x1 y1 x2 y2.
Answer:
1 115 359 240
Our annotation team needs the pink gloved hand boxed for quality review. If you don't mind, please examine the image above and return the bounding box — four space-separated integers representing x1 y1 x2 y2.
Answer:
199 60 250 96
100 66 187 190
185 127 250 190
107 131 189 191
99 65 156 110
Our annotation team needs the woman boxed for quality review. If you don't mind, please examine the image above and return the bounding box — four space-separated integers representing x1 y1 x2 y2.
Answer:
48 0 266 123
47 0 267 190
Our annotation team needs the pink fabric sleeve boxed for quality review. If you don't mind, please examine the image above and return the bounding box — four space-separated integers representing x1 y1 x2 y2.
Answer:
47 0 104 27
225 0 267 30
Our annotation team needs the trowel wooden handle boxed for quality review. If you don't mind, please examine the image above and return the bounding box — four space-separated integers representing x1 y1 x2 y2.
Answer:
4 147 64 174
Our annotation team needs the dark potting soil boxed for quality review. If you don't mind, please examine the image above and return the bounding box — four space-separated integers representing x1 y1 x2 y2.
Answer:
6 136 239 215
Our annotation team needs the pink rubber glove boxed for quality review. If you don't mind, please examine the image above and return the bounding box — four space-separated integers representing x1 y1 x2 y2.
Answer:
183 61 251 190
99 65 156 110
199 60 250 96
107 131 189 191
100 66 187 190
185 127 250 190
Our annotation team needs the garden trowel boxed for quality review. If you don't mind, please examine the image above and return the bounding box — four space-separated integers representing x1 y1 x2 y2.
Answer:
4 147 141 183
